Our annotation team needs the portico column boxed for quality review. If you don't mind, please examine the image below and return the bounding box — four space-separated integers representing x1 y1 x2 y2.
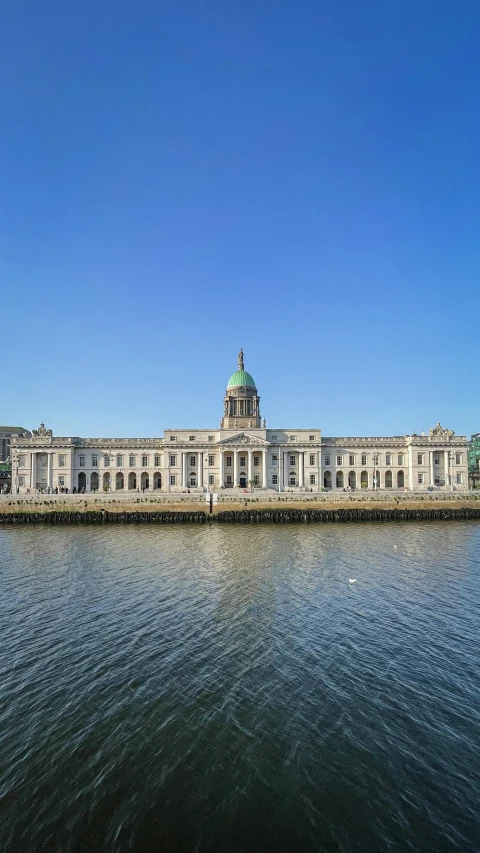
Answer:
47 453 53 488
30 452 36 489
182 452 187 489
247 450 252 487
262 450 267 488
198 452 203 489
429 450 434 486
299 451 304 488
233 450 238 487
444 449 449 489
284 449 288 488
219 451 224 488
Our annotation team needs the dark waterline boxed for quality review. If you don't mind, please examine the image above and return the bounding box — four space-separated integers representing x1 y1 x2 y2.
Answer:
1 523 479 852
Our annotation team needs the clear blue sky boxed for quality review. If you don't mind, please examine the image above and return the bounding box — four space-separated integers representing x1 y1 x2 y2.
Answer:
1 0 479 438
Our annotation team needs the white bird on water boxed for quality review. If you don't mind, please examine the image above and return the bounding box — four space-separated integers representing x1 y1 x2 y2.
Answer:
349 579 357 583
394 545 398 549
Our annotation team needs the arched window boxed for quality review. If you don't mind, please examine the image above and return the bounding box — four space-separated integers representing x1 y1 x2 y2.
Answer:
397 470 405 488
336 471 344 488
116 472 124 490
385 470 393 488
360 471 368 489
324 470 332 489
348 471 356 488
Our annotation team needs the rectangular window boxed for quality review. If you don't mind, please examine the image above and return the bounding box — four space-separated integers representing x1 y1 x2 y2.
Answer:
417 454 423 465
116 455 123 467
336 455 343 466
457 472 462 484
309 435 315 441
226 456 232 467
58 475 65 487
208 474 214 485
154 455 161 466
79 456 85 467
129 455 136 467
418 473 424 484
434 455 440 465
239 456 246 466
272 474 278 484
398 454 404 465
170 455 176 467
142 455 148 467
254 474 260 485
58 454 66 467
349 454 355 466
170 474 176 486
18 475 25 487
92 456 98 467
272 455 278 465
290 455 295 466
310 454 315 466
190 456 195 466
290 435 296 441
209 455 215 466
361 454 367 466
18 455 25 467
271 435 278 441
386 454 391 465
253 456 259 467
104 455 110 467
226 474 232 484
324 455 331 466
189 436 196 441
170 436 176 441
208 436 214 442
456 453 461 465
310 474 316 485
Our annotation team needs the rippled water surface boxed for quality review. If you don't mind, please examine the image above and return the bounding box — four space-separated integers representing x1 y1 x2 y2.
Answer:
1 522 479 852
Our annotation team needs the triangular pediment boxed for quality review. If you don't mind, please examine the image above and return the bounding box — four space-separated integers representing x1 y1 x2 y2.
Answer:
219 432 270 447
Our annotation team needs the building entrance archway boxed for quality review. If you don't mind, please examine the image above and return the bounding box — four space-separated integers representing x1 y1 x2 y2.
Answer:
91 472 99 491
78 472 86 491
239 475 247 488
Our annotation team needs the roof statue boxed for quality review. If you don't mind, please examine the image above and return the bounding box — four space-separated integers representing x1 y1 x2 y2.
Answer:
429 422 454 439
32 422 52 437
227 349 256 389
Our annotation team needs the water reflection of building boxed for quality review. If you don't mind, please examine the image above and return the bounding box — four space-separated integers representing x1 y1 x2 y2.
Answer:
10 352 469 493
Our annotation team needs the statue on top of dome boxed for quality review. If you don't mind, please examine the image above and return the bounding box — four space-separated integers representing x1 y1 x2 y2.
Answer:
238 348 244 370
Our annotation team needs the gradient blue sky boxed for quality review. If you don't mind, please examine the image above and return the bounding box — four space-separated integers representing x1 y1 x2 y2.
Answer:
2 1 479 437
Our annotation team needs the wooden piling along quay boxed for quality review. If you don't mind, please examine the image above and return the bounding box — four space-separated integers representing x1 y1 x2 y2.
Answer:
2 506 480 524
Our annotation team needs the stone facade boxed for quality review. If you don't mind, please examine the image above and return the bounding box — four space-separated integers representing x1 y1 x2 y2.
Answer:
10 356 469 493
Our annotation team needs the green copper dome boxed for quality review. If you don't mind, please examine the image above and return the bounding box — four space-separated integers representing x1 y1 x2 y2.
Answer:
227 369 256 389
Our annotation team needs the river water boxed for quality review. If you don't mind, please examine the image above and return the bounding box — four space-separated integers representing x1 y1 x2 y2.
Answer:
0 522 479 852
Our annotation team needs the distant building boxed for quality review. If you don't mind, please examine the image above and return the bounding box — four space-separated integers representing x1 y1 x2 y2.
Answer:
0 427 31 491
10 352 469 493
468 433 480 489
0 426 31 463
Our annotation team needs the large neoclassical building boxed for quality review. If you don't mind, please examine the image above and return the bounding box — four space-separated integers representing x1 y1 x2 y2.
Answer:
11 351 469 493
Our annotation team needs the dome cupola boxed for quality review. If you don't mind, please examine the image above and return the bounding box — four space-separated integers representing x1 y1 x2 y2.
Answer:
221 349 262 430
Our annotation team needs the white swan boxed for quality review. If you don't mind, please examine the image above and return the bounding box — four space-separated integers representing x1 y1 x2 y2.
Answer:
349 579 357 583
